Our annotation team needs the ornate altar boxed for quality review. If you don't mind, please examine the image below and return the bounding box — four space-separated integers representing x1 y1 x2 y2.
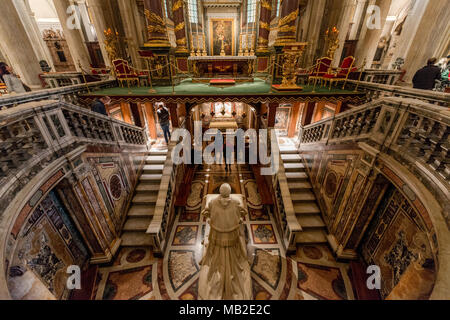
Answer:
272 42 307 91
189 56 256 82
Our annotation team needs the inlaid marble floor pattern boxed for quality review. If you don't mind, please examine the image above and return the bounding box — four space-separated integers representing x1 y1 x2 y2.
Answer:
92 163 354 300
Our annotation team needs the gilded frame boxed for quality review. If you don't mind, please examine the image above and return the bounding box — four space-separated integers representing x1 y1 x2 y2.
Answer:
209 18 235 56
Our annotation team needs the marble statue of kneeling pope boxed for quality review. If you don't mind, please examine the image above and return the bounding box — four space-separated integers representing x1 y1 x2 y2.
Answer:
198 183 252 300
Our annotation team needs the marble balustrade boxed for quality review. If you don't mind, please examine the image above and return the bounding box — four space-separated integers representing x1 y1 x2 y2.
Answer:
0 80 116 109
299 96 449 226
345 80 450 107
0 99 148 218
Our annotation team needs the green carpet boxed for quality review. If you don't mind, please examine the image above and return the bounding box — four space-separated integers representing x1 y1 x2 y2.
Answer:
87 78 357 96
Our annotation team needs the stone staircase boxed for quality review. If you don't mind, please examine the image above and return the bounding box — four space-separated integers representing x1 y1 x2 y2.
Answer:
280 149 328 245
121 149 167 247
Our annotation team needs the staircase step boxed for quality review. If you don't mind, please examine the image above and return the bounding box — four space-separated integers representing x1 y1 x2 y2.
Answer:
128 205 155 217
132 194 158 205
288 181 313 190
280 148 298 154
297 214 326 229
286 172 308 180
136 183 161 192
284 163 305 172
281 154 301 162
123 217 152 232
291 190 316 202
121 231 153 247
145 155 167 164
140 174 163 183
294 202 321 214
296 229 328 244
149 150 168 155
143 164 164 173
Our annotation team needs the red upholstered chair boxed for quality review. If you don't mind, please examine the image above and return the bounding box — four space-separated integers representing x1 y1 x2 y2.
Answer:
113 59 140 87
308 57 332 87
322 56 356 90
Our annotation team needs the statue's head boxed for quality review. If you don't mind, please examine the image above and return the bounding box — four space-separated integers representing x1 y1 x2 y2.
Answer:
219 183 231 198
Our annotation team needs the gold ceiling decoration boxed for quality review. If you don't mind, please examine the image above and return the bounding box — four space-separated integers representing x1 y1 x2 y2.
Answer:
278 9 299 27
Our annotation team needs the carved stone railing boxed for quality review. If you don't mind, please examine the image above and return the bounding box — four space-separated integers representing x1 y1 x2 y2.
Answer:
147 141 177 254
299 96 449 225
346 80 450 107
272 152 302 253
361 69 403 85
41 72 109 88
0 99 148 217
0 80 116 109
259 121 301 253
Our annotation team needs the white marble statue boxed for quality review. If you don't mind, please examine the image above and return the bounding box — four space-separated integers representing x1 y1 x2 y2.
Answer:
198 183 252 300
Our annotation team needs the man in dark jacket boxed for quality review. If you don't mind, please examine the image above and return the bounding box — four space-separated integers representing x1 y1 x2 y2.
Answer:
91 96 111 116
412 58 441 90
157 104 171 144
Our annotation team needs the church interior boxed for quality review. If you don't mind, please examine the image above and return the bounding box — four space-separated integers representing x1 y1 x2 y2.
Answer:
0 0 449 302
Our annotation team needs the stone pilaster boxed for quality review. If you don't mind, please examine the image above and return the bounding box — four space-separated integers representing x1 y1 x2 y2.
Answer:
52 0 92 71
86 0 111 67
0 0 42 87
172 0 189 54
275 0 300 46
256 0 272 53
143 0 171 48
118 0 144 68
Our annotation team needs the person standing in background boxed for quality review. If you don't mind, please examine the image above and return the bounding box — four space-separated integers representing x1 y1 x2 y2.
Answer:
0 62 27 94
412 58 441 90
157 104 171 144
91 96 111 116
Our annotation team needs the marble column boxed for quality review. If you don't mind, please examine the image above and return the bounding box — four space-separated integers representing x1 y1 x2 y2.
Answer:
275 0 300 45
301 0 327 67
333 0 358 67
0 0 42 87
172 0 189 54
256 0 272 53
349 0 369 40
52 0 92 71
86 0 111 67
143 0 170 48
354 0 392 67
118 0 143 68
17 0 55 70
399 0 449 82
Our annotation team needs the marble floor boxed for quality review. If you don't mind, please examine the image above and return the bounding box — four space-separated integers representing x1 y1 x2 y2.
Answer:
89 163 355 300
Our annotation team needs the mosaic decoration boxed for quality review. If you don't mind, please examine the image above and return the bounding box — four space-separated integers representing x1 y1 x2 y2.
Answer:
361 186 435 298
172 226 198 246
102 266 153 300
7 191 88 300
186 181 205 210
252 278 272 300
126 249 147 263
168 250 199 292
297 262 347 300
251 224 277 244
249 208 270 221
179 279 199 300
179 210 201 223
302 246 323 260
251 249 281 290
243 180 263 209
